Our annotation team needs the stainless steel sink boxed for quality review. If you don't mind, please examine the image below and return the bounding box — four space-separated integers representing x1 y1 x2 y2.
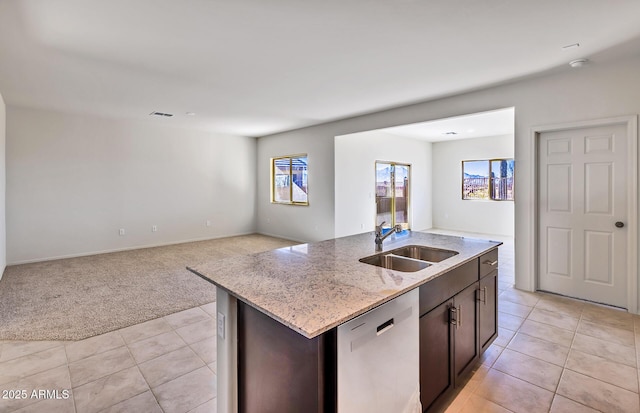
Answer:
359 254 430 272
388 245 458 263
359 245 458 272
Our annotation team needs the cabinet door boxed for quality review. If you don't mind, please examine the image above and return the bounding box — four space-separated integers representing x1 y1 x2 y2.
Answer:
453 283 479 381
419 299 453 411
237 302 336 413
479 271 498 352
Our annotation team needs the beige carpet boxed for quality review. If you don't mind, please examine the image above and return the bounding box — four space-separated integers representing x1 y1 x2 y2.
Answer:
0 234 298 341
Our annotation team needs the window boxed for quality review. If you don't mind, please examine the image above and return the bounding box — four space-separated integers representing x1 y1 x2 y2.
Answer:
375 161 410 230
271 154 308 205
462 159 514 201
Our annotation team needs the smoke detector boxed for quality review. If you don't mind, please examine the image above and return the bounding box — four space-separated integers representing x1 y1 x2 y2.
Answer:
569 59 589 68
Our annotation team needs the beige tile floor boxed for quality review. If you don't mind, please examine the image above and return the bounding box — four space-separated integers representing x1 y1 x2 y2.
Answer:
1 232 639 412
0 303 218 413
440 235 640 413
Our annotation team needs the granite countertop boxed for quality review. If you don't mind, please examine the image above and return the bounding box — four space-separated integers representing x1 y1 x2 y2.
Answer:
187 231 501 339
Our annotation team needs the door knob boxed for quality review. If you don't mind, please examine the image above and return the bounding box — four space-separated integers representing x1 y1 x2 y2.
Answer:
615 221 625 228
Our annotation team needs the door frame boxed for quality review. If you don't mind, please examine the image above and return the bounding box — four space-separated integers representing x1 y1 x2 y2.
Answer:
529 115 638 312
374 160 412 230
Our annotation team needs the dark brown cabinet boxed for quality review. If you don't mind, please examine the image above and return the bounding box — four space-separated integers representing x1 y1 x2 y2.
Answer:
419 247 499 412
419 299 453 411
478 248 499 353
237 302 336 413
453 283 479 381
479 271 498 352
419 283 479 411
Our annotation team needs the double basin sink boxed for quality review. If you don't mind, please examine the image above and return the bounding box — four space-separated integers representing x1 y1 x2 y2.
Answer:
359 245 458 272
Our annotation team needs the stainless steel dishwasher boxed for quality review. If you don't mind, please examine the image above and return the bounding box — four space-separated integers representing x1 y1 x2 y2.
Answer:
337 288 420 413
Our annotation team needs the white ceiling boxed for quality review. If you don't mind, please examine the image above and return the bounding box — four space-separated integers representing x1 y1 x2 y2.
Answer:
382 108 514 142
1 0 640 137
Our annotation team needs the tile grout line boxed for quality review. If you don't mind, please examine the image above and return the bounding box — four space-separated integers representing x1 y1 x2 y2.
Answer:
3 346 74 413
62 342 79 413
186 397 218 413
0 341 67 364
131 315 217 413
186 338 216 372
120 318 202 413
146 363 214 412
0 345 69 386
555 305 640 411
489 292 571 412
88 345 163 413
551 304 581 405
120 323 173 348
474 282 542 413
499 337 567 368
125 335 189 366
67 329 170 412
490 320 561 398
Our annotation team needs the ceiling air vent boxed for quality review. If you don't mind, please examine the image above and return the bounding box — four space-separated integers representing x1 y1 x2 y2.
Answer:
149 111 174 117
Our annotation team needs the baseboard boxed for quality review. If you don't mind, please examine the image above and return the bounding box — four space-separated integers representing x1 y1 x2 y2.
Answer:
256 231 307 244
7 232 258 266
424 227 514 241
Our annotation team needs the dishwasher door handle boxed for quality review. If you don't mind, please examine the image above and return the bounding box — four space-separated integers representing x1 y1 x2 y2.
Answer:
376 318 394 336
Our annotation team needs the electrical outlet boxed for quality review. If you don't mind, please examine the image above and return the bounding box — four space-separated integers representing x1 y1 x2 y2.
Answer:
119 228 125 236
206 220 211 227
217 312 225 339
152 225 157 232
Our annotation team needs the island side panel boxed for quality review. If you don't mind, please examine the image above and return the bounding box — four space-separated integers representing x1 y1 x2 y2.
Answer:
217 288 239 413
237 301 337 413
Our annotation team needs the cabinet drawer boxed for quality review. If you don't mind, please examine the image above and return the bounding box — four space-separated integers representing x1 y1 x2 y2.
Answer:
479 249 498 279
419 259 478 316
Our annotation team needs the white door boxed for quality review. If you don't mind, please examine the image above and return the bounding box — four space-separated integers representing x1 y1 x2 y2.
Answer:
538 123 628 307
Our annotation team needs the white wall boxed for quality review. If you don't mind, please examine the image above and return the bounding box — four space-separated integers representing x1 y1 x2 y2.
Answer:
0 91 6 277
256 127 335 242
432 135 514 236
335 130 432 237
256 53 640 295
6 107 257 264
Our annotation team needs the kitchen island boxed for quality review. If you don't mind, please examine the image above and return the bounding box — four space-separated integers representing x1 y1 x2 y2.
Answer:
188 231 501 413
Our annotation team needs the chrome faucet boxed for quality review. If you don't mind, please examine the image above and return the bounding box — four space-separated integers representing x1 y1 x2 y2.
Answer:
375 221 402 251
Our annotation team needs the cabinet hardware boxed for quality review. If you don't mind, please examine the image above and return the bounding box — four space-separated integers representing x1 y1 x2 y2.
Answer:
483 260 498 266
476 287 487 305
478 287 487 305
450 306 458 329
450 305 463 329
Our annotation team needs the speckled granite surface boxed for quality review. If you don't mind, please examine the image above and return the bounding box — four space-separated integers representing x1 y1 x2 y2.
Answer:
187 231 501 338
